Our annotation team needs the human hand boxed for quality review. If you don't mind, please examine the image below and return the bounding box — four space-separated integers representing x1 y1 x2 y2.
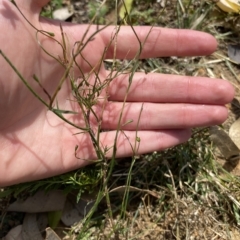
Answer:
0 0 234 186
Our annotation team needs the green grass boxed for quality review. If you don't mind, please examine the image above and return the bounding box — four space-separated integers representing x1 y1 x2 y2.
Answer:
41 0 63 18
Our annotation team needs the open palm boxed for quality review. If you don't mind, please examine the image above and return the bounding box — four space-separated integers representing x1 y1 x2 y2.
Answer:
0 0 234 186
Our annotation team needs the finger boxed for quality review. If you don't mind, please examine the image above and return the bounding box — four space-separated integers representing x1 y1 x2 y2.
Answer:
40 20 107 72
99 129 191 158
32 0 51 9
108 73 235 104
100 103 228 130
19 127 190 184
46 24 216 65
100 27 217 59
15 0 50 13
14 0 50 13
73 129 191 161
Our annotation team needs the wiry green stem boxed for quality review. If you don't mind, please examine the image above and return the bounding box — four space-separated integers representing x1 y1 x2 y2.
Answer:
0 50 88 131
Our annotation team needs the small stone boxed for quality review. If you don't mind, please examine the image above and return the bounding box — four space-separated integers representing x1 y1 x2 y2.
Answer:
53 7 74 21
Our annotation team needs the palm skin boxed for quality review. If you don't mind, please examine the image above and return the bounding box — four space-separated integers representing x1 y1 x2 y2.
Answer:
0 0 235 186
